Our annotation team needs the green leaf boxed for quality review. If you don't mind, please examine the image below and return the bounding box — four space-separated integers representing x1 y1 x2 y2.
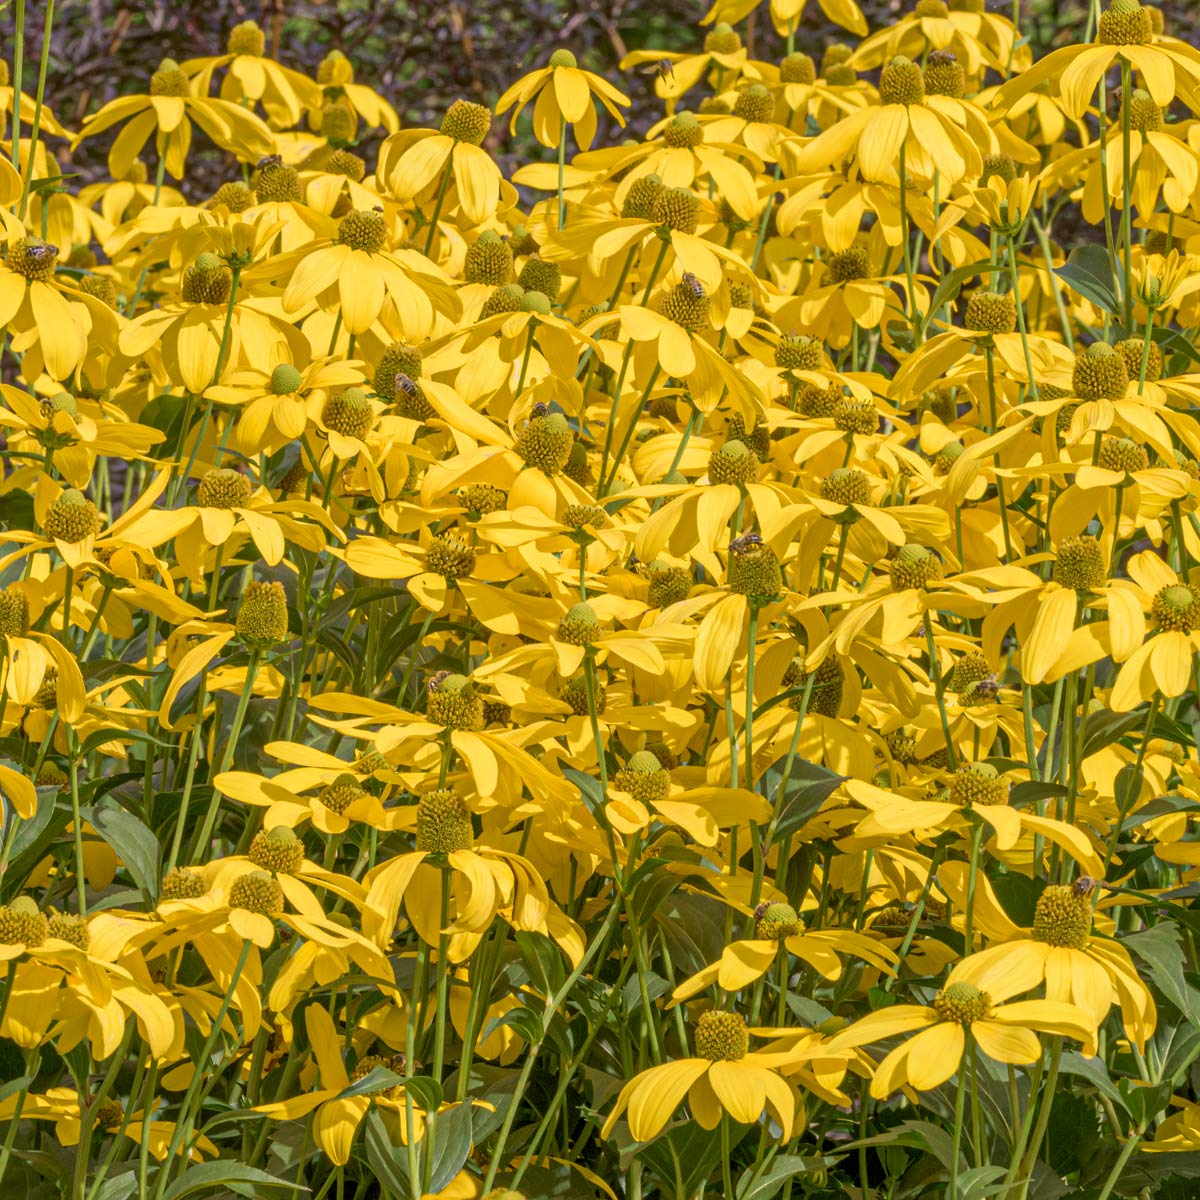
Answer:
737 1154 832 1200
4 788 65 897
954 1165 1009 1200
1125 922 1200 1022
1116 1078 1173 1129
842 1118 964 1175
1056 244 1120 316
563 766 604 814
89 803 161 902
1081 708 1146 759
1121 793 1193 831
1058 1051 1127 1114
770 761 845 843
1008 781 1067 810
163 1161 305 1199
11 1148 71 1190
400 1074 444 1113
365 1108 411 1193
641 1118 742 1196
334 1064 405 1099
426 1101 474 1193
93 1172 139 1200
1114 764 1143 816
0 1073 34 1104
924 258 994 325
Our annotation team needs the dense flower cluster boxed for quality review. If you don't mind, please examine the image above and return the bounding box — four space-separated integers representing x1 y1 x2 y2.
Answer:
1 1 1200 1197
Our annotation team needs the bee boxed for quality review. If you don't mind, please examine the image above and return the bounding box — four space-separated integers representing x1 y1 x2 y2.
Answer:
968 673 1002 701
640 58 675 83
24 242 58 263
729 531 763 555
255 154 283 169
680 271 705 298
394 373 419 396
1072 876 1096 896
530 401 550 419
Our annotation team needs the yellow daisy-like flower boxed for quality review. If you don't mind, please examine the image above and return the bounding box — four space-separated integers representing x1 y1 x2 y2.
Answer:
824 980 1095 1098
75 57 275 180
182 20 324 128
601 1010 814 1141
495 49 630 152
267 207 461 338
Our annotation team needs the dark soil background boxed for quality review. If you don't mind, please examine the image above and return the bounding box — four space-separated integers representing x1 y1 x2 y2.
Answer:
6 0 1199 199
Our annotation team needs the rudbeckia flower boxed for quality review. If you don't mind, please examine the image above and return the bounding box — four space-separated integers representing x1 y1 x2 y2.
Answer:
672 900 896 1001
311 48 400 135
0 233 118 380
0 1087 217 1161
255 1005 415 1165
850 0 1024 78
621 25 750 109
496 50 630 153
995 0 1200 121
700 0 866 41
182 20 324 129
788 55 985 184
1107 551 1200 710
939 867 1156 1047
602 1009 819 1141
209 355 364 456
824 978 1096 1098
119 250 292 392
379 99 506 228
267 207 460 340
842 772 1105 879
361 787 580 961
75 57 275 180
0 385 164 488
118 465 336 580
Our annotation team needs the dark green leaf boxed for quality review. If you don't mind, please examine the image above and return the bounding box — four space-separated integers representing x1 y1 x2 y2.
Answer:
334 1064 405 1099
1125 922 1200 1022
365 1108 410 1193
89 803 161 902
1056 244 1119 316
737 1154 832 1200
426 1101 474 1193
162 1161 305 1198
770 761 845 843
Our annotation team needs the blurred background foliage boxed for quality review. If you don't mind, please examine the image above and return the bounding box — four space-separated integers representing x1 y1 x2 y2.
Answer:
6 0 1200 196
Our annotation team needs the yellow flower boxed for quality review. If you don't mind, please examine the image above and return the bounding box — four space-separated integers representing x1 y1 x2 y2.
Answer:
265 208 461 339
0 234 118 380
825 981 1095 1098
255 1005 413 1165
495 49 630 152
182 21 324 128
996 0 1200 120
939 866 1156 1048
788 55 986 184
75 57 275 180
602 1010 814 1141
379 101 505 225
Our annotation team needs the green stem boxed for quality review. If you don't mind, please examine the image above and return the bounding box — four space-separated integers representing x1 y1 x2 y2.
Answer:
556 119 567 231
1120 60 1133 330
423 159 454 257
69 740 87 915
922 613 957 769
601 363 661 494
154 939 253 1194
898 141 920 342
188 649 261 861
10 0 24 171
16 0 52 221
